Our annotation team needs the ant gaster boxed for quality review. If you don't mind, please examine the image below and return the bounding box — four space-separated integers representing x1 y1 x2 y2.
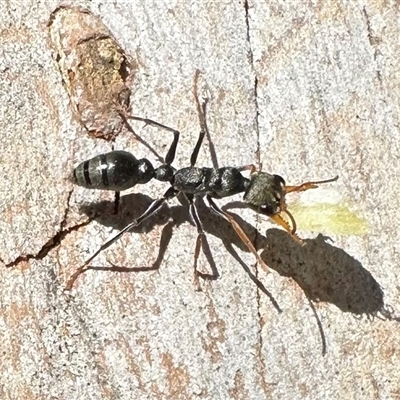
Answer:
66 106 338 291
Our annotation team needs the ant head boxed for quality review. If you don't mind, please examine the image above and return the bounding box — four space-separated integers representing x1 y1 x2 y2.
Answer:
243 172 286 216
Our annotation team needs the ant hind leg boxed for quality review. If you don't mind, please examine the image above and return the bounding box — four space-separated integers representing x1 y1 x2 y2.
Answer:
125 116 180 165
65 187 179 290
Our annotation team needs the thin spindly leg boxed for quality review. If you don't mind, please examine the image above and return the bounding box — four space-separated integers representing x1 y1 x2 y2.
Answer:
206 195 270 274
285 175 338 194
125 115 180 165
190 70 215 167
195 96 208 138
65 186 179 290
190 127 206 167
186 193 205 288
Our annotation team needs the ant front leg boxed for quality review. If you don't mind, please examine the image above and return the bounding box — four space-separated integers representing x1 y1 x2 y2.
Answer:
65 186 179 290
206 195 270 274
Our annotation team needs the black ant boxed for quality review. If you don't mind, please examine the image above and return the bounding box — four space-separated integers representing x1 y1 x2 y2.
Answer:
66 82 338 290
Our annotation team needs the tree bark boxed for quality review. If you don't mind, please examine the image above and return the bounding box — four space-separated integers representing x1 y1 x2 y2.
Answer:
0 1 399 399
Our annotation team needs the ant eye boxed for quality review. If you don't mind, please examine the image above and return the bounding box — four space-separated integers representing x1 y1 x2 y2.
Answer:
274 174 285 187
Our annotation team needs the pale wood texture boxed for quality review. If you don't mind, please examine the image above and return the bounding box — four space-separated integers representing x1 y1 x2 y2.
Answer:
0 1 399 399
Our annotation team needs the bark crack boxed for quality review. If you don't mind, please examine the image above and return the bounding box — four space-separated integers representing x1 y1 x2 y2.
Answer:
243 0 269 395
362 7 383 86
5 191 93 268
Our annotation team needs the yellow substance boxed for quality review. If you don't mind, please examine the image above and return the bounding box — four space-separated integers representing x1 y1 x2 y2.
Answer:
289 203 368 236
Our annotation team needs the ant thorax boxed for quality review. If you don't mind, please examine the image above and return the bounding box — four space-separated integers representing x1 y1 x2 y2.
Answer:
172 167 248 198
243 172 286 216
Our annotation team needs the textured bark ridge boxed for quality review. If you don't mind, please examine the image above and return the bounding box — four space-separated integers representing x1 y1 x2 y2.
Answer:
48 4 136 140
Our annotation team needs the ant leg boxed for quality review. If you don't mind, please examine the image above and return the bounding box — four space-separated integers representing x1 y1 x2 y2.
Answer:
190 128 205 167
65 186 179 290
185 194 205 289
192 70 205 167
193 70 218 169
206 195 270 274
125 115 180 165
285 175 338 194
191 70 208 167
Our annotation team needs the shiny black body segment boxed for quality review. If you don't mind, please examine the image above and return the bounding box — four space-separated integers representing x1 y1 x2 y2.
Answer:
73 150 154 191
71 148 256 202
172 167 249 198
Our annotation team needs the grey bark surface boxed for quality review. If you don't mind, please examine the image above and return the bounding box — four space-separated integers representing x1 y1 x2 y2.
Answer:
0 1 399 399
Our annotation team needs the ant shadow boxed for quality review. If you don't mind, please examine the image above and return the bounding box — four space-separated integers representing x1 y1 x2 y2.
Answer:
259 230 384 316
80 192 281 311
69 72 393 357
79 191 385 319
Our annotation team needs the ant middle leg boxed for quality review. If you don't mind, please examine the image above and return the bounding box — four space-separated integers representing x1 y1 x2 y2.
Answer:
186 193 219 289
186 193 204 289
65 186 179 290
237 164 257 174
